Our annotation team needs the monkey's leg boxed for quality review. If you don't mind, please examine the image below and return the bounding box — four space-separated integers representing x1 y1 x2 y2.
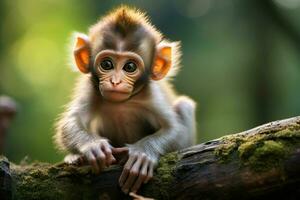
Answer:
173 96 196 146
64 153 84 165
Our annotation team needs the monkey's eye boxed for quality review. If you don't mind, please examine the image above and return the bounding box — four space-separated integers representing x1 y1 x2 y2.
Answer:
100 59 114 70
123 62 137 73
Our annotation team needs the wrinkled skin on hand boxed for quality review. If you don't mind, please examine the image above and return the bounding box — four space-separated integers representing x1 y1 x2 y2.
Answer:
65 144 155 193
119 149 155 193
79 139 116 173
64 145 129 169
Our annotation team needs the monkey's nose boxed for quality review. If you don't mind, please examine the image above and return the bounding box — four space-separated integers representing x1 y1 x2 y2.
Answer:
110 79 122 87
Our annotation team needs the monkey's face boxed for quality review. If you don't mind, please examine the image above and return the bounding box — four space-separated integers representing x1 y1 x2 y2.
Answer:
73 32 174 103
94 50 145 102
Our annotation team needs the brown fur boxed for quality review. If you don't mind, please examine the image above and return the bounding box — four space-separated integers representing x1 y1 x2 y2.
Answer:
54 6 196 193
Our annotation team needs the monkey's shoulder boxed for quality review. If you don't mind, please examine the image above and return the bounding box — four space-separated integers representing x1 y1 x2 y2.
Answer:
150 80 178 103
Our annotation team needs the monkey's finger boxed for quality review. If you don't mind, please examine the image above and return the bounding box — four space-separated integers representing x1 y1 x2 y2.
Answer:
131 159 149 193
77 155 85 165
112 147 129 154
85 151 99 173
112 147 129 157
101 143 115 166
112 147 129 164
122 156 143 193
92 148 106 171
145 161 154 183
119 154 137 187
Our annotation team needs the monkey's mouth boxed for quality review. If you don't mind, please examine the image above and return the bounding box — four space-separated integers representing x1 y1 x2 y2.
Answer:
102 90 131 102
106 90 130 94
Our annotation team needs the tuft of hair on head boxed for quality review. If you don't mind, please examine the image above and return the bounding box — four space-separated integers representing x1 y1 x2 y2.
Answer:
94 5 182 80
89 5 162 44
67 5 182 79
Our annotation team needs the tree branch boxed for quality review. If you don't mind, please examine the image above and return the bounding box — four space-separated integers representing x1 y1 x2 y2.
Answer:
1 116 300 200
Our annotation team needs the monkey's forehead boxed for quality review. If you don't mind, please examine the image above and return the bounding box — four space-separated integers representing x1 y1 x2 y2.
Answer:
93 25 155 47
90 30 155 64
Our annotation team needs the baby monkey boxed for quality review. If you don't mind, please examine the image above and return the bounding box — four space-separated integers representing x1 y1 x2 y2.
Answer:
55 6 196 194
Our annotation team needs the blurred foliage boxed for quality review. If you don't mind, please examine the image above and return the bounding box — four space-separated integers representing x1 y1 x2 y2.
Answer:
0 0 300 163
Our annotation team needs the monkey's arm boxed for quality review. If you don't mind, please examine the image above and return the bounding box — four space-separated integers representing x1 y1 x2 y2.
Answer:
131 97 195 161
119 93 196 193
54 78 115 172
55 84 98 152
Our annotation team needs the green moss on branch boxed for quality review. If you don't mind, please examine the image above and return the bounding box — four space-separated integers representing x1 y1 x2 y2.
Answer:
215 121 300 171
141 152 179 199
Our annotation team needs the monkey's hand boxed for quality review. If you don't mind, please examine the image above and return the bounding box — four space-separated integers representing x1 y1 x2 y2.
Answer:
119 148 156 193
79 139 116 173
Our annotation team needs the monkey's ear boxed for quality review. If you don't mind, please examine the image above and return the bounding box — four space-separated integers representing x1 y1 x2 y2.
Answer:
73 33 90 73
151 42 173 80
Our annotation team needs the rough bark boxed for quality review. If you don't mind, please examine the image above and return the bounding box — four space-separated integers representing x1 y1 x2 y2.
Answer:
1 116 300 200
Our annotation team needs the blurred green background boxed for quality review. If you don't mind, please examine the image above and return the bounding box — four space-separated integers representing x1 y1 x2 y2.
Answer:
1 0 300 163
